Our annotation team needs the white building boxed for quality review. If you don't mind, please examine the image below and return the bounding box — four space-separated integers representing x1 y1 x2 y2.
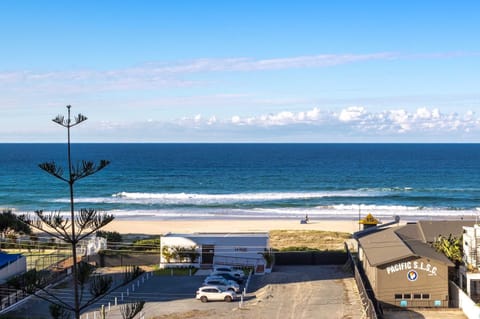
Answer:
160 232 270 273
460 224 480 301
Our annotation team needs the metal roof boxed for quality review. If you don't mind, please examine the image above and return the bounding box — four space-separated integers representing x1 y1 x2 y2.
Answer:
163 232 268 238
396 224 454 266
359 224 454 267
0 252 23 269
417 220 475 243
358 227 414 266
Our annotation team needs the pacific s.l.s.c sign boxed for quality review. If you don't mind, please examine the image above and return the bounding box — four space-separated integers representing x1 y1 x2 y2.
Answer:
386 261 437 276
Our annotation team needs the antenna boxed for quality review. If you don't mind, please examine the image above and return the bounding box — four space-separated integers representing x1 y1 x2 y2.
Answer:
358 205 361 232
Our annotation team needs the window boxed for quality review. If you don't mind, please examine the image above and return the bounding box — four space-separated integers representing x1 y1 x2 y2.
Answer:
422 294 430 299
413 294 421 299
394 294 402 299
403 294 411 299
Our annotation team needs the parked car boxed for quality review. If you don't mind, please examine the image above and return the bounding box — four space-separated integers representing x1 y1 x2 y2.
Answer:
213 266 245 279
210 271 244 284
196 286 236 302
203 277 240 292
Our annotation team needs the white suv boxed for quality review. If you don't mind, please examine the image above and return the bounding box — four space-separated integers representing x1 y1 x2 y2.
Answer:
196 286 236 302
203 276 240 293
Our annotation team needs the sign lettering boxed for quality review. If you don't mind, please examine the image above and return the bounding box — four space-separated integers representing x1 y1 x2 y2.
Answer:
386 261 437 276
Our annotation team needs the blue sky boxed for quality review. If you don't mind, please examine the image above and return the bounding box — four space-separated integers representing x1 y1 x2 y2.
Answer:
1 1 479 142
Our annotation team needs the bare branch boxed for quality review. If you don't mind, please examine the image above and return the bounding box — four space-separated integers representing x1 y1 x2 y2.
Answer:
52 115 69 127
74 113 88 124
39 162 68 182
21 211 73 242
76 209 114 241
71 160 110 182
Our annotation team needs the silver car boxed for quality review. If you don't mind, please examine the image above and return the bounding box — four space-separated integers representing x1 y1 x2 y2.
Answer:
204 276 240 292
213 266 245 279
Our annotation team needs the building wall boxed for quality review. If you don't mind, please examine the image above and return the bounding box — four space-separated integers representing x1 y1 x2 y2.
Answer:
362 257 377 290
0 257 26 284
463 225 480 269
160 234 268 267
373 257 449 308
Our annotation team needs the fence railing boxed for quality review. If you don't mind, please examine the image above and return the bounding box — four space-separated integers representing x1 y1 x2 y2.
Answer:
345 243 380 319
213 255 262 268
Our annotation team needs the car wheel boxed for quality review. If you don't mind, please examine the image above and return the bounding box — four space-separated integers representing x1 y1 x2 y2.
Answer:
228 288 234 292
200 296 208 303
224 296 232 302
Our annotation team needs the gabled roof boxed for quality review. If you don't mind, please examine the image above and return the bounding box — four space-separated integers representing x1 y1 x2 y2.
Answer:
358 224 454 267
417 220 475 243
395 224 454 267
358 227 414 266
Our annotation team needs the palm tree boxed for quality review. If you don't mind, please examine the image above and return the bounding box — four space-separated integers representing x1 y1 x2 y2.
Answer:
433 234 463 264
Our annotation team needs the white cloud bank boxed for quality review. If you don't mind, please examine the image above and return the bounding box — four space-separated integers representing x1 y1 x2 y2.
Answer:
3 106 479 142
172 106 480 138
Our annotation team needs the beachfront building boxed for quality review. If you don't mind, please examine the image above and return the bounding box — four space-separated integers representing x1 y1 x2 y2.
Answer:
0 252 26 284
355 220 475 309
160 232 270 273
357 223 455 308
459 224 480 302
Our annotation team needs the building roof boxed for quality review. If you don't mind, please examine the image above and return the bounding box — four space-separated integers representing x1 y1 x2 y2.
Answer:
359 224 454 267
395 224 454 266
358 227 415 266
163 232 268 238
0 252 23 269
417 220 475 243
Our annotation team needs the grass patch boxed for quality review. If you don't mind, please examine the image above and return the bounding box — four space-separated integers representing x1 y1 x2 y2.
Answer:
154 268 197 276
269 230 352 251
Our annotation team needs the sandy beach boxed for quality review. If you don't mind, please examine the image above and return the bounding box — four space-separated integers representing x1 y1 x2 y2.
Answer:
101 218 363 235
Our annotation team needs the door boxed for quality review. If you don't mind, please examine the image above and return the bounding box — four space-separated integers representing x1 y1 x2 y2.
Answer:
202 244 215 265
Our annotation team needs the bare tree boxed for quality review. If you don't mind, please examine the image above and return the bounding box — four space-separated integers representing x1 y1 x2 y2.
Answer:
120 300 145 319
17 105 115 319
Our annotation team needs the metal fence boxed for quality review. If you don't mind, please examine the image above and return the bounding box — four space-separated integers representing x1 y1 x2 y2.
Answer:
274 250 347 265
345 243 380 319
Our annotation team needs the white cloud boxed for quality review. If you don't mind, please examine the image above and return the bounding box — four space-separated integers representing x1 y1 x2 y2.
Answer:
339 106 366 122
0 52 425 95
173 106 480 137
231 116 241 124
9 106 476 143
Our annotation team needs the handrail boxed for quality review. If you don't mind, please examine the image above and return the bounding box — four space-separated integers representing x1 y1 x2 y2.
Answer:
345 242 380 319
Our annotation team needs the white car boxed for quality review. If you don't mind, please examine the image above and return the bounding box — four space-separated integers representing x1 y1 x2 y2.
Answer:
213 266 245 279
196 285 236 302
204 276 240 292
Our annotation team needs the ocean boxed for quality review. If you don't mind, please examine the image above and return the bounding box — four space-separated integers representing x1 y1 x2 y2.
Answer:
1 143 479 221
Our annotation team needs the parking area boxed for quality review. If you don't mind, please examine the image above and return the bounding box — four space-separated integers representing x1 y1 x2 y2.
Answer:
80 265 365 319
7 266 363 318
4 267 472 318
